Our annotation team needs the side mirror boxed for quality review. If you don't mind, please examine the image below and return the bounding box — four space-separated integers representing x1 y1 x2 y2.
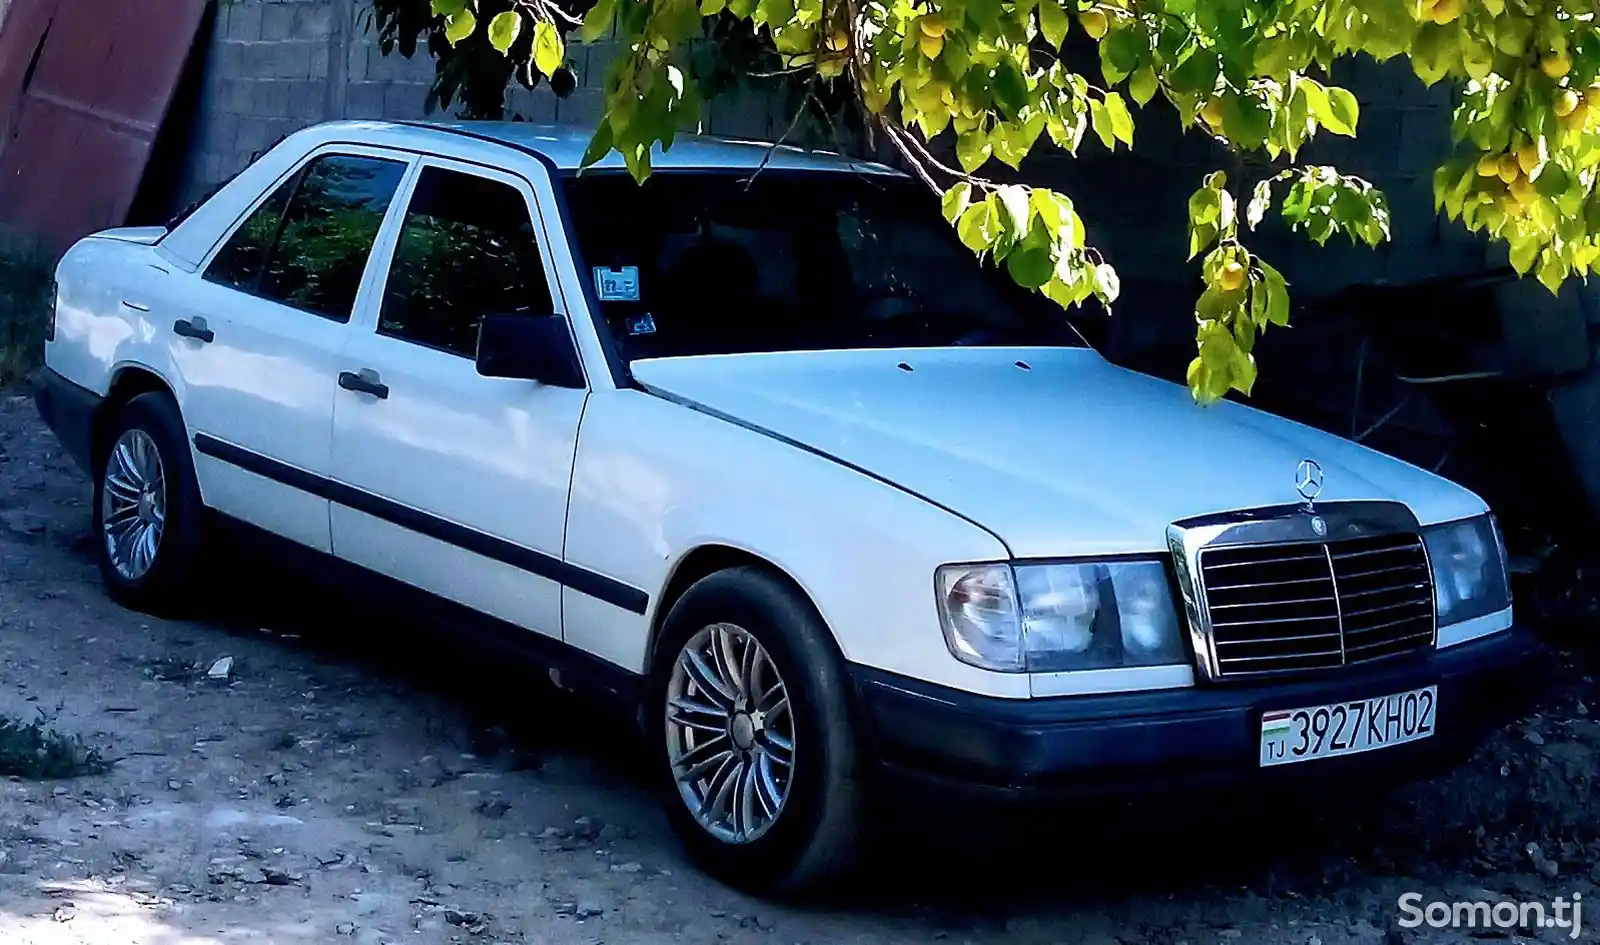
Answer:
476 313 586 388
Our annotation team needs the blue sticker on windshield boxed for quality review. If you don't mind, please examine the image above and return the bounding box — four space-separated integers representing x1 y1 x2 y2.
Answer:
626 312 657 336
594 266 641 302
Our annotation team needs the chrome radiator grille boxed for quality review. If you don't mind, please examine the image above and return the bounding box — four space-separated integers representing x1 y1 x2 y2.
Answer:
1198 533 1435 678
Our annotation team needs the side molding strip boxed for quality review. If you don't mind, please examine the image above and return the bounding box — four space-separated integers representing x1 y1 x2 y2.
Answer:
192 434 649 616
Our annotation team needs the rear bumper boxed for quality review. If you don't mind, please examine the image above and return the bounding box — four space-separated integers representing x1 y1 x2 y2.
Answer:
853 625 1543 802
33 366 101 476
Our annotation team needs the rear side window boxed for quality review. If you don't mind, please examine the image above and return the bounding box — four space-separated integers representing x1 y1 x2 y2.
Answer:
205 154 407 322
378 167 553 358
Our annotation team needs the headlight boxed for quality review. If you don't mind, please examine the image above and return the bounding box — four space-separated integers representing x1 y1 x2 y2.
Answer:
937 560 1186 673
1422 515 1510 626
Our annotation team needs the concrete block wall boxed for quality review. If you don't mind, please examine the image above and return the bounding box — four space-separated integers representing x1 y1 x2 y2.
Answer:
178 0 785 206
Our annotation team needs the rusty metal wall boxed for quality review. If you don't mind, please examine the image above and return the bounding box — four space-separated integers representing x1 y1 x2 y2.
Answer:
0 0 209 250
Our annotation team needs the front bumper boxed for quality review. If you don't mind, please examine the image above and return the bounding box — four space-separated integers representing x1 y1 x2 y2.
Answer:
853 625 1543 802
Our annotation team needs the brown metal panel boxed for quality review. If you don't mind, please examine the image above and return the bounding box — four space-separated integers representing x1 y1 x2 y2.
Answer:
0 0 60 149
0 0 209 249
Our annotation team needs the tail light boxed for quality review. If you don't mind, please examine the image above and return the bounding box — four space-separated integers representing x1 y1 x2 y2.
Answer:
44 279 57 341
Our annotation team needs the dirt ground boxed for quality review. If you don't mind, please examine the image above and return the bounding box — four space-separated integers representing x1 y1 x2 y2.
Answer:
0 391 1598 945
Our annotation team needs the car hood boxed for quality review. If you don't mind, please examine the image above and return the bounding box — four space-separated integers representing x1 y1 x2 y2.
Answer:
631 348 1488 558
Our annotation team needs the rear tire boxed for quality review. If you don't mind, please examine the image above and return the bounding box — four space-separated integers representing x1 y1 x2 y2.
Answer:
648 566 866 894
92 392 206 616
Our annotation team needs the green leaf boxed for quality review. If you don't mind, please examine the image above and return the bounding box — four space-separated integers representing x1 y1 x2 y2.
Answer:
1102 92 1134 146
1259 260 1290 326
431 0 468 16
1030 188 1062 236
1232 348 1258 395
1536 162 1572 200
956 131 992 172
1410 23 1456 85
1167 49 1219 98
1221 92 1272 149
1037 0 1069 50
942 182 974 224
1324 86 1359 136
580 122 614 169
991 61 1029 120
487 11 522 54
1187 185 1221 258
1246 179 1272 229
1537 250 1568 294
1007 244 1055 288
958 202 1001 255
1094 263 1120 305
1101 29 1145 86
1088 98 1116 149
1508 236 1539 275
533 21 564 77
1128 65 1158 107
444 9 477 45
584 0 618 39
755 0 796 25
997 185 1032 234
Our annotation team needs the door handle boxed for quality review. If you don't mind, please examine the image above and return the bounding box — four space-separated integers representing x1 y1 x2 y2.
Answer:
338 368 389 400
121 300 150 313
172 317 214 343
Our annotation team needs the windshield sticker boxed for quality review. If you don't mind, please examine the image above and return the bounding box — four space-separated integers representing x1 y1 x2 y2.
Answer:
594 266 641 302
625 312 657 336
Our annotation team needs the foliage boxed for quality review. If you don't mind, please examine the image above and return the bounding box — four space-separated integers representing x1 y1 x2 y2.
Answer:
0 235 54 389
374 0 1600 402
0 709 110 781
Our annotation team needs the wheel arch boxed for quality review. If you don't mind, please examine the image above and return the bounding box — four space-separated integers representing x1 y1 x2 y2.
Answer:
645 544 843 673
92 365 177 470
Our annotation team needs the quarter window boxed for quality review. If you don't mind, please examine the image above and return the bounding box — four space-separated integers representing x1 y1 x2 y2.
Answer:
204 172 295 292
205 153 407 322
379 167 553 358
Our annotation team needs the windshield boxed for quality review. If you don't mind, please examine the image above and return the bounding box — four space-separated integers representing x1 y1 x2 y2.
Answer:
560 171 1088 361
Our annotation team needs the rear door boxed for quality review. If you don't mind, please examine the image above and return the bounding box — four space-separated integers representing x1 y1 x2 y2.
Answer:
173 147 412 551
327 157 587 641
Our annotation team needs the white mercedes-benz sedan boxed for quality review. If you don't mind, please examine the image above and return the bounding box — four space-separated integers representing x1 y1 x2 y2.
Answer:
34 119 1537 892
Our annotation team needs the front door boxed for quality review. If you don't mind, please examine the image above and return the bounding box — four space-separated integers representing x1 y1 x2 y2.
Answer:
328 158 586 641
175 148 411 552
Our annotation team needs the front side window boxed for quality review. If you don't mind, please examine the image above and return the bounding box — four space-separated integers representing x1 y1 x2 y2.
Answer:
378 167 553 358
560 172 1088 362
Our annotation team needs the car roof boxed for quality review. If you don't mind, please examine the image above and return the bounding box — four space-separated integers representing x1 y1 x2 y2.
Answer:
311 119 904 175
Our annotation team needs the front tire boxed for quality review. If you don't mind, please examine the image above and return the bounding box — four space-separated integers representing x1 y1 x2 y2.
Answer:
648 567 867 894
92 392 206 615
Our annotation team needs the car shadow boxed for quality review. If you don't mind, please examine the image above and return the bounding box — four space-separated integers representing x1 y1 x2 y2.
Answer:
186 541 1540 918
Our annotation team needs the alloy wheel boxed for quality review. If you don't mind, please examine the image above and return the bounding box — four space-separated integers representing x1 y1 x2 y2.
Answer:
101 429 167 581
665 623 795 844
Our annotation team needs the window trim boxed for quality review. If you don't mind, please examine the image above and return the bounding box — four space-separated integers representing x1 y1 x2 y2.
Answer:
197 144 418 325
357 155 589 387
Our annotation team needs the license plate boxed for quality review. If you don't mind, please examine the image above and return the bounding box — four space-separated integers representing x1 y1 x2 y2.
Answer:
1259 686 1437 767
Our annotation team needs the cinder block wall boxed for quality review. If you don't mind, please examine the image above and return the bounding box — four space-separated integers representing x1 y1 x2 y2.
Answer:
178 0 785 205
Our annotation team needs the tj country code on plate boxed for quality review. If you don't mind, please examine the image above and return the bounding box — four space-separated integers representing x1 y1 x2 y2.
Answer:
1260 685 1437 767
